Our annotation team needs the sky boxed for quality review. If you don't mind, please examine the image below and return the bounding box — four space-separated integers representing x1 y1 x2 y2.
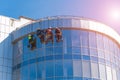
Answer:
0 0 120 34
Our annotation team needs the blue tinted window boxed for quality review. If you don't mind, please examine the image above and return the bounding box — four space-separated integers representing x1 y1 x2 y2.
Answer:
72 47 81 54
46 61 54 77
49 19 58 27
37 57 44 62
23 53 29 61
55 61 63 76
82 55 90 60
43 20 49 28
23 37 29 53
80 31 89 47
89 32 97 48
90 49 98 57
96 33 104 50
29 58 36 64
32 22 40 30
45 55 54 61
21 66 28 80
29 64 36 80
54 47 63 55
36 37 42 48
46 78 54 80
73 55 81 59
37 62 45 79
40 21 44 29
64 55 72 59
90 56 98 62
81 47 89 55
63 61 73 76
57 19 63 27
55 55 63 60
103 36 109 51
63 30 72 47
29 50 37 59
55 77 64 80
71 30 80 47
66 47 72 54
38 48 45 57
45 47 53 55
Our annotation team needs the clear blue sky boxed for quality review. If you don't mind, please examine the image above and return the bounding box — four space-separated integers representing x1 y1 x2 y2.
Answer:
0 0 120 33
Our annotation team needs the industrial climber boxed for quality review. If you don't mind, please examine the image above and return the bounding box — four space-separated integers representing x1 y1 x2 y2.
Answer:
28 34 36 50
55 27 62 42
36 28 45 43
45 27 54 44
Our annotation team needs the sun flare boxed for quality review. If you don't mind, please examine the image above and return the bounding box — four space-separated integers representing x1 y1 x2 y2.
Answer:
110 9 120 20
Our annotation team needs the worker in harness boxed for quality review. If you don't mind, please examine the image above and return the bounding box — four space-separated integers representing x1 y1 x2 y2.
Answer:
45 27 53 44
55 27 62 42
28 34 36 50
36 28 45 43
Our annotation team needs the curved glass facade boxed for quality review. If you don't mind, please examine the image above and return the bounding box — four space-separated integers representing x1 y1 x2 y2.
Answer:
12 16 120 80
0 16 16 80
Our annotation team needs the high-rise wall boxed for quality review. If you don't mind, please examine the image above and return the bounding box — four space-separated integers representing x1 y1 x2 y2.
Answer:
0 15 34 80
12 16 120 80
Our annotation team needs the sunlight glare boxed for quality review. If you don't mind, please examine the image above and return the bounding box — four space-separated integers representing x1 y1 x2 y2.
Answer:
110 9 120 20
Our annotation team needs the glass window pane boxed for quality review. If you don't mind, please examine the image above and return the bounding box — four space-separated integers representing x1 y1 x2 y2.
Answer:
37 62 45 79
90 49 98 57
72 47 81 54
80 31 89 47
3 73 7 80
106 66 112 80
81 47 89 55
96 34 104 50
71 30 80 47
116 70 120 80
54 47 63 55
89 32 97 48
82 61 91 77
73 61 82 77
98 50 105 58
112 69 117 80
29 64 37 80
63 60 73 77
21 66 28 80
55 61 63 76
46 61 54 77
105 52 111 61
91 63 99 78
99 64 106 80
103 36 109 51
45 47 53 55
63 30 72 47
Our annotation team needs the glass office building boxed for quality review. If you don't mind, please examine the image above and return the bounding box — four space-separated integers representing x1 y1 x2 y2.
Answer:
0 16 15 80
0 15 34 80
0 15 120 80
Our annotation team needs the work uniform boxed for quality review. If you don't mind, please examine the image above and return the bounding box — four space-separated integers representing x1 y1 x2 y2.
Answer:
45 28 53 43
55 28 62 42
